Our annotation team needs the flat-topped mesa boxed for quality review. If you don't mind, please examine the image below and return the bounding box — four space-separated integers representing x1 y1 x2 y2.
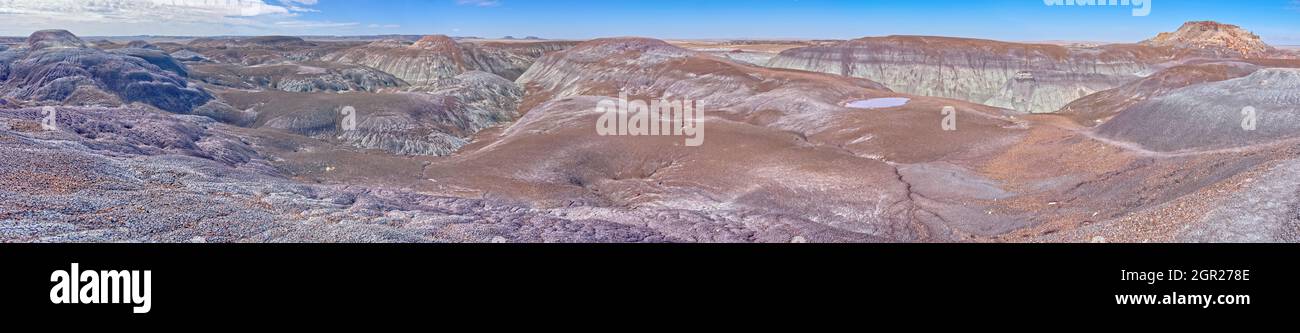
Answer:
570 37 679 52
517 36 898 123
321 35 469 86
765 35 1166 113
367 39 411 48
242 35 311 46
559 37 691 62
1142 21 1276 58
516 37 707 99
520 36 883 86
323 35 575 84
186 36 315 50
179 35 331 66
125 40 159 50
26 29 87 50
188 61 407 93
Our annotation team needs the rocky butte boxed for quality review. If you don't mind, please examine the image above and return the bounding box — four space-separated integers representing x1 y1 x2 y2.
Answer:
1142 21 1277 58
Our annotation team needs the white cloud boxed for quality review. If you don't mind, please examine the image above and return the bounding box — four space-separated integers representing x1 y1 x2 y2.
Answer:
0 0 352 35
280 0 319 13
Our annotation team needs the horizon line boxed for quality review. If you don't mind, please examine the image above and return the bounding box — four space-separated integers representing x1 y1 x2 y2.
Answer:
0 32 1156 45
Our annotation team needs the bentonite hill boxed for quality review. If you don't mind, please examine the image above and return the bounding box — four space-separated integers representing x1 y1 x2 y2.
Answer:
2 20 1298 243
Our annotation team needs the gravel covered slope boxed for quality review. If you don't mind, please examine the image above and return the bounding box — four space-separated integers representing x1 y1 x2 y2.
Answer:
0 106 672 243
1097 68 1300 152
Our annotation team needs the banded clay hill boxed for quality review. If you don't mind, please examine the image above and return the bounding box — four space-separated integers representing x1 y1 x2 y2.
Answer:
2 20 1298 243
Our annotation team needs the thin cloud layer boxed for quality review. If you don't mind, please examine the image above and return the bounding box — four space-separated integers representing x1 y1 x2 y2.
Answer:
0 0 292 21
0 0 364 35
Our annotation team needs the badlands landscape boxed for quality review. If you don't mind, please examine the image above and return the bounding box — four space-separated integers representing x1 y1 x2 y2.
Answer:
2 21 1298 243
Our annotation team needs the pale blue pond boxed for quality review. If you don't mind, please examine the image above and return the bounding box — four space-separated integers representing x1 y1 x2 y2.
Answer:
844 97 910 109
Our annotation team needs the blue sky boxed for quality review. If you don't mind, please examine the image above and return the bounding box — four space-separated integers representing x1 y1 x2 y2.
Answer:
3 0 1299 44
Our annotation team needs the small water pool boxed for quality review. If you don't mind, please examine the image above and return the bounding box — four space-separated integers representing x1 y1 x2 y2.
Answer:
844 97 910 109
